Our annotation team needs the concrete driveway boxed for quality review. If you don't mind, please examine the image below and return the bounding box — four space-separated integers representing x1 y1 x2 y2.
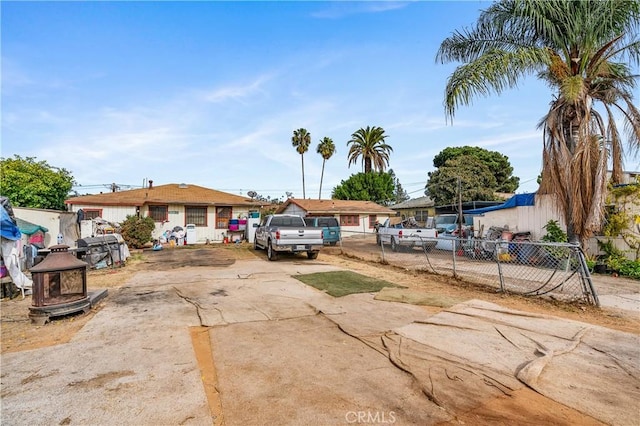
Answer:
2 259 445 425
2 254 638 425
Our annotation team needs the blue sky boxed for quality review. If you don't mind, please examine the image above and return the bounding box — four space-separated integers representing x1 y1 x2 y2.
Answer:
2 1 611 201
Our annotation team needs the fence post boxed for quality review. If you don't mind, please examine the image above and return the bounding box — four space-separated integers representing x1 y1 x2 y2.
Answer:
452 237 458 278
495 242 505 292
576 246 600 307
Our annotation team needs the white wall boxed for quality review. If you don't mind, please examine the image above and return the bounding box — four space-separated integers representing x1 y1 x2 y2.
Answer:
148 205 251 243
472 194 565 241
341 214 391 238
279 205 389 238
281 204 306 216
13 207 78 247
70 204 253 243
70 204 136 223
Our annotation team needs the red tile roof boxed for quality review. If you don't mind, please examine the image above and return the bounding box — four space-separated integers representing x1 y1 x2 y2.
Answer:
276 199 395 215
66 183 256 207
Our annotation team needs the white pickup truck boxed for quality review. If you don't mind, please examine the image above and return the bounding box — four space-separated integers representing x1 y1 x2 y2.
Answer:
253 214 324 261
375 217 438 252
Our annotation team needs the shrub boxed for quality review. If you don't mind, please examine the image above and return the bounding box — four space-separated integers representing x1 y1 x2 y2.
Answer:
618 260 640 279
541 220 569 265
542 220 567 243
597 239 640 279
120 215 156 249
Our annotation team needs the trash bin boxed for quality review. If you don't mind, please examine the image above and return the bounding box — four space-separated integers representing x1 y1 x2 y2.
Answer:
186 224 196 245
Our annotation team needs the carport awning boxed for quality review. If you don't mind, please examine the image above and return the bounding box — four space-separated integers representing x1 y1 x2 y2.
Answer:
465 193 535 214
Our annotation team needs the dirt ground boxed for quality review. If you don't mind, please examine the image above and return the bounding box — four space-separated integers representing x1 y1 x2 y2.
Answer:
1 242 638 425
0 246 249 354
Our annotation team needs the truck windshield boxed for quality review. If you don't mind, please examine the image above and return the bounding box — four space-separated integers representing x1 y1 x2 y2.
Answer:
435 215 457 225
271 217 304 227
318 218 338 227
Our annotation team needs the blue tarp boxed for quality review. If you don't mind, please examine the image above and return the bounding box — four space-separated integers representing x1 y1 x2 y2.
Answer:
464 193 536 214
0 205 21 240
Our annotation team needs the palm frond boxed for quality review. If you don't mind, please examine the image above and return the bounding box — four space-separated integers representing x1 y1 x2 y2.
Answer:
444 47 548 118
441 0 639 243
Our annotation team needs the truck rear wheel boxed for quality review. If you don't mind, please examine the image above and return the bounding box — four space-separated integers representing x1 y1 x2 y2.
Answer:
307 251 319 259
267 241 278 261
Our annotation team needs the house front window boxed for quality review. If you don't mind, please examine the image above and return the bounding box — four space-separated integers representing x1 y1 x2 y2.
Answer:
340 215 359 226
368 215 377 229
216 206 232 229
415 210 429 222
149 205 168 222
82 209 102 220
186 206 207 227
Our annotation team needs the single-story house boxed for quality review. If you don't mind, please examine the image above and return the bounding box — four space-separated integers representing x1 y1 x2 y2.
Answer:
275 199 396 238
65 182 260 243
389 196 435 226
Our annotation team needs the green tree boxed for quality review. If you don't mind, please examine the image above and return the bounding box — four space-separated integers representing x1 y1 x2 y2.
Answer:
437 0 640 244
120 215 156 249
433 146 519 193
332 172 395 205
347 126 393 173
389 169 410 204
603 182 640 259
0 155 75 210
292 128 312 199
316 136 336 199
425 155 498 205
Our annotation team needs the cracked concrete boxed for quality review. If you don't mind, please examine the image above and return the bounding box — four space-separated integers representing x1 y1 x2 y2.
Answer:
2 256 637 425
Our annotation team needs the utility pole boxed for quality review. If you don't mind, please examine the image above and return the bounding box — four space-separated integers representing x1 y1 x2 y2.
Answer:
457 177 463 238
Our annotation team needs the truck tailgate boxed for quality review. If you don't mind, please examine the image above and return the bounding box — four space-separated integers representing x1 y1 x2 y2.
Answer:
275 228 323 244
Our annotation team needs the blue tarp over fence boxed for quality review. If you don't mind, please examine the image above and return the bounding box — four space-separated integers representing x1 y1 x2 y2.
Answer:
464 193 536 214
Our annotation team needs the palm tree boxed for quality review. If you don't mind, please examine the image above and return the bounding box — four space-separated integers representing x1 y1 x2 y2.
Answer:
437 0 639 244
291 128 312 199
316 137 336 199
347 126 393 173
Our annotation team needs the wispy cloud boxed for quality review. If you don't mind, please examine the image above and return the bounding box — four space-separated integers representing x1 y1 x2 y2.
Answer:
473 131 540 149
200 74 274 104
2 57 108 96
311 1 412 19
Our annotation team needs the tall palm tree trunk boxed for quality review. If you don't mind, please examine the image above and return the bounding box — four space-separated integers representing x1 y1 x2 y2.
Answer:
544 107 608 245
319 159 325 200
301 154 306 199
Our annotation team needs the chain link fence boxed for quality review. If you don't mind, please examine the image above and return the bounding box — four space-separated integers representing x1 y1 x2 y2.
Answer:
336 230 599 306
